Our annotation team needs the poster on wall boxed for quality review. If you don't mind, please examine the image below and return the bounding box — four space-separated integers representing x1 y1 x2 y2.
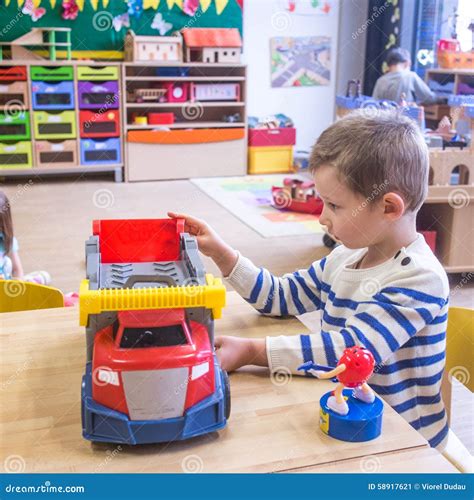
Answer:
270 36 331 88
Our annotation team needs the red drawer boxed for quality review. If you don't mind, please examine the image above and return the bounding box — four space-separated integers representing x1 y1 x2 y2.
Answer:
248 127 296 147
0 66 27 81
79 110 120 138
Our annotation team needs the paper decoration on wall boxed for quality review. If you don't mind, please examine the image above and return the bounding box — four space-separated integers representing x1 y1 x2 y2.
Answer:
113 12 130 31
62 0 79 20
22 0 46 21
183 0 199 16
282 0 332 15
127 0 144 18
271 36 331 87
143 0 160 7
151 12 173 34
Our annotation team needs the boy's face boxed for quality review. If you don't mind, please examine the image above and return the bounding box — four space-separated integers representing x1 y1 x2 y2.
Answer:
313 165 389 249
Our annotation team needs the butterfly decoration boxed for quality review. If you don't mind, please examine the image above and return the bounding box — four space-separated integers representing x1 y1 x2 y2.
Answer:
22 0 46 22
151 13 173 35
113 13 130 32
127 0 144 19
62 0 80 21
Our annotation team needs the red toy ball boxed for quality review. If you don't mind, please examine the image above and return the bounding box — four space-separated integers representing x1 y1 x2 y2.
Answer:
337 346 375 388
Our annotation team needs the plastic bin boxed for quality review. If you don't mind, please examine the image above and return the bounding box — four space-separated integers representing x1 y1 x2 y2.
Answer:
0 141 32 169
31 80 75 110
248 145 293 174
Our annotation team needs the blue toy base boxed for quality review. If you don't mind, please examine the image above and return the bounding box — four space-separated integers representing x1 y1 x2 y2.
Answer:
81 359 229 445
319 389 383 442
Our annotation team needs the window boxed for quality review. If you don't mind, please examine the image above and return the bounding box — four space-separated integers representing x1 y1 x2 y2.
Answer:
120 324 188 349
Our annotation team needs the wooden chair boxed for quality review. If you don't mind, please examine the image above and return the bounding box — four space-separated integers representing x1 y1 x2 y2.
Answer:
0 279 64 313
441 306 474 473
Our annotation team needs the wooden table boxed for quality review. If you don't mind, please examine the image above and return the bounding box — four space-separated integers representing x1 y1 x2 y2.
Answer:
0 292 456 473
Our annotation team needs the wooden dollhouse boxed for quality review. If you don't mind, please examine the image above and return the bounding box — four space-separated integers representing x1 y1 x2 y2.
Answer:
124 30 183 62
182 28 242 63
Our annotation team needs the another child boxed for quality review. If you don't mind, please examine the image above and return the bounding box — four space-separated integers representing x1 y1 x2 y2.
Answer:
168 109 450 451
372 47 443 105
0 191 50 285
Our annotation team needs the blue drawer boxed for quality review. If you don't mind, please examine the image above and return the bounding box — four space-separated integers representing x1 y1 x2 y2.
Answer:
31 80 75 110
80 137 121 165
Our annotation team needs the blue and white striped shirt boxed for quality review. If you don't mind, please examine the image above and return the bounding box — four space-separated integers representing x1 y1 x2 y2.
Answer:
225 234 450 450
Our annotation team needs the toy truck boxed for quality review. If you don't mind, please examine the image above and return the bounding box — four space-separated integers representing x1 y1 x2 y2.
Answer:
79 218 230 445
271 177 323 215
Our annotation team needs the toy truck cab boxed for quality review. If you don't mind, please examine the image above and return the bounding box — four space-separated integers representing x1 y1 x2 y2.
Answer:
80 218 229 445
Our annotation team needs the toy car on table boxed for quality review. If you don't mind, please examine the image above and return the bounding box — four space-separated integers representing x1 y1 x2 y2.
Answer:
271 177 323 215
79 218 229 445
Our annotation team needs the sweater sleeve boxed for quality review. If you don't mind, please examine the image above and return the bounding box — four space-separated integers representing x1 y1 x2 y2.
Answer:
266 271 449 374
412 73 438 104
224 252 326 316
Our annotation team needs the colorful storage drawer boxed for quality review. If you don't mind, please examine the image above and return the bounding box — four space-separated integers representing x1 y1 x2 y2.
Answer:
0 141 32 169
33 111 76 139
248 128 296 147
0 111 30 140
79 110 120 138
0 81 29 108
30 66 74 81
77 81 119 109
0 66 27 81
80 138 121 164
77 66 119 81
248 145 294 174
35 140 77 167
31 81 75 110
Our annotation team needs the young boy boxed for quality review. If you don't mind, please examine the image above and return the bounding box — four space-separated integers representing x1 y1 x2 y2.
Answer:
169 109 450 450
372 47 443 105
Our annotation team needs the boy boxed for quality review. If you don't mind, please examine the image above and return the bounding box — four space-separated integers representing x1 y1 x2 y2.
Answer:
169 110 450 450
373 47 443 105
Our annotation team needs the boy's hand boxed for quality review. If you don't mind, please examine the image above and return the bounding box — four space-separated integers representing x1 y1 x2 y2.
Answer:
214 336 268 372
168 212 238 276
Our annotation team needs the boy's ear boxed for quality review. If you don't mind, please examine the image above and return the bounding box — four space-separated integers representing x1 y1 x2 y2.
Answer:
382 192 406 220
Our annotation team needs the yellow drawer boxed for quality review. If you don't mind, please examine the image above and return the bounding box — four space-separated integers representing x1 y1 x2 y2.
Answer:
248 145 293 174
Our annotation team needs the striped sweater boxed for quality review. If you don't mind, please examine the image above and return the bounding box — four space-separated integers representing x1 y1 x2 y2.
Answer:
225 234 450 450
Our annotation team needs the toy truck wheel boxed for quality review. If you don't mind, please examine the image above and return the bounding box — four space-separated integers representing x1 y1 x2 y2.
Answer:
323 233 337 249
222 370 231 420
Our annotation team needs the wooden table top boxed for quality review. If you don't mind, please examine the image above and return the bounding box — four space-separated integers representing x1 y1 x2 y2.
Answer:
1 292 452 473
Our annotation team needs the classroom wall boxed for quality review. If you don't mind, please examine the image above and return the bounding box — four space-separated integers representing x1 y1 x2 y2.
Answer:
242 0 341 151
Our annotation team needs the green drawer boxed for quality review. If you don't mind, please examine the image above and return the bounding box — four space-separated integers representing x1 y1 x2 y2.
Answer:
0 141 33 169
77 66 119 81
33 110 76 140
0 111 30 141
31 66 74 81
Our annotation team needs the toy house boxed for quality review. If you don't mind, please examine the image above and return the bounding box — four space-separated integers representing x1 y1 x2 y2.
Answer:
182 28 242 63
124 30 183 62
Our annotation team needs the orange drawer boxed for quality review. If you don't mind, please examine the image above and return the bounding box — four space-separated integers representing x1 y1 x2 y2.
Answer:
127 128 245 145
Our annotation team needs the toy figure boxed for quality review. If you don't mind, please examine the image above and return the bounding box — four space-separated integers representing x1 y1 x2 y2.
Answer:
299 346 375 415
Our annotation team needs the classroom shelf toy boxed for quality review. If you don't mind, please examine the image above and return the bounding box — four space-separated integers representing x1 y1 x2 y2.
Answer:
299 347 383 442
79 218 230 445
77 81 119 110
271 178 323 215
31 81 75 110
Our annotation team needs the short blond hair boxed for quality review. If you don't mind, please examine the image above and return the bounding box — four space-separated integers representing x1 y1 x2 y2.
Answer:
310 109 429 211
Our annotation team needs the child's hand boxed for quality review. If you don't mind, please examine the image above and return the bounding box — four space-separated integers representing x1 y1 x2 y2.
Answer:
168 211 238 276
214 336 267 372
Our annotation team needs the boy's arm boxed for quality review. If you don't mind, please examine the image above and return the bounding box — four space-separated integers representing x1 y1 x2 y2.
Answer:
224 252 326 316
266 271 449 376
412 73 439 104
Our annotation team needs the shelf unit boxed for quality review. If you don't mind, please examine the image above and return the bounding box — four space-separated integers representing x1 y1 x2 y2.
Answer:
0 61 124 182
424 68 474 124
122 62 247 181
